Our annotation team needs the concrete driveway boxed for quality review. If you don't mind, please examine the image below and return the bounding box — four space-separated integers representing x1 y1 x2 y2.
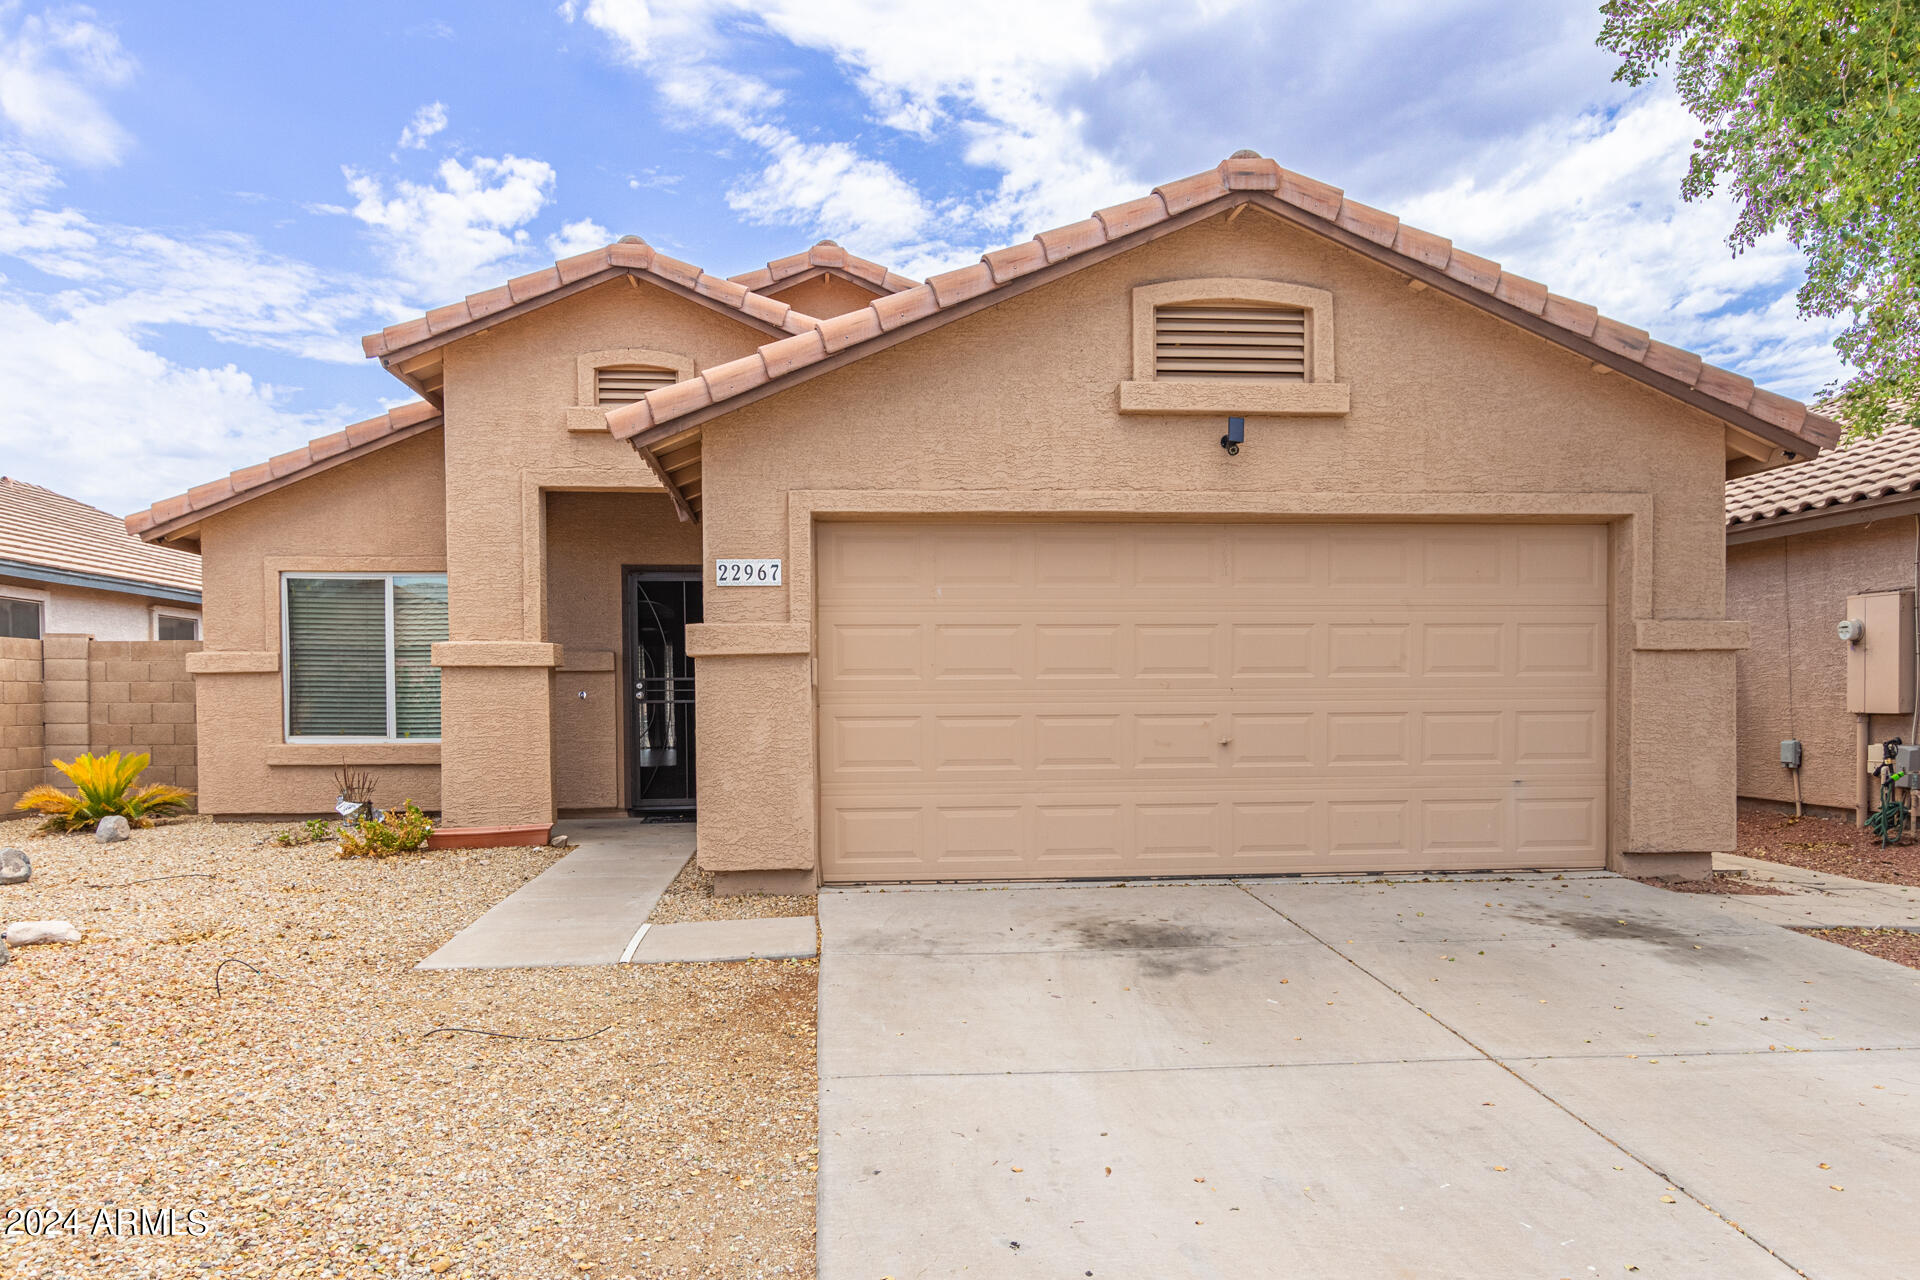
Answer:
817 874 1920 1279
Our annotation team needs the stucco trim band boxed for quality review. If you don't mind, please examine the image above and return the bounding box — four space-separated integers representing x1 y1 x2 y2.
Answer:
685 622 812 657
431 641 563 668
187 650 280 674
1117 381 1351 416
266 743 441 766
1634 620 1751 651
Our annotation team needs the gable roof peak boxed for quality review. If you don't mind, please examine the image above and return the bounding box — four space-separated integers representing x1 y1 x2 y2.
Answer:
607 155 1841 458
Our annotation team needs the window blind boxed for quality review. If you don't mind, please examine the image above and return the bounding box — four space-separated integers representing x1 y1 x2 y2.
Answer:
286 577 387 737
392 575 447 738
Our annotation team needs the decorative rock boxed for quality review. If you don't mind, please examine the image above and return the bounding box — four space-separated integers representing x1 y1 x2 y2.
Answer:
96 815 130 843
0 936 8 966
6 920 80 945
0 847 27 884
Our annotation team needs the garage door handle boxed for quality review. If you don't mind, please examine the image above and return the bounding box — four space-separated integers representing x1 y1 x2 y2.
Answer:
1218 737 1232 746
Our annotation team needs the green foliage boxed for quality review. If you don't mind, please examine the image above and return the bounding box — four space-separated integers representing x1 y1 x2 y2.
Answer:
1599 0 1920 433
271 818 338 848
12 750 195 833
336 801 434 859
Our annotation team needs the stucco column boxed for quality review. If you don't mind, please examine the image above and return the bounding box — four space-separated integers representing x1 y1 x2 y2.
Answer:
1614 620 1750 878
433 642 560 827
684 624 817 893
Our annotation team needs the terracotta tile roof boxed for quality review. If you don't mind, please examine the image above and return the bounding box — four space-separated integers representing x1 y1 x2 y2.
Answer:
360 236 824 360
1 476 202 594
729 240 917 294
605 153 1842 454
126 402 442 543
1727 421 1920 530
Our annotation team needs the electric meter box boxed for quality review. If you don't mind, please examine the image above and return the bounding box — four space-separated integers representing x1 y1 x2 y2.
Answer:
1897 744 1920 779
1846 591 1914 714
1780 739 1802 768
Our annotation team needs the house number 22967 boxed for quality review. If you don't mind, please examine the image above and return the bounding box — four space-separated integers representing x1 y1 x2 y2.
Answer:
714 558 782 585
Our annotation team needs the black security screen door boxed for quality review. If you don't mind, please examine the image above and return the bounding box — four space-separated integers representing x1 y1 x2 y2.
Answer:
625 569 701 815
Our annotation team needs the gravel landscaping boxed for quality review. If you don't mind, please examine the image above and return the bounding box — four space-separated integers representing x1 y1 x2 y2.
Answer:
1645 872 1789 896
646 857 816 926
1737 809 1920 887
0 816 817 1279
1801 927 1920 971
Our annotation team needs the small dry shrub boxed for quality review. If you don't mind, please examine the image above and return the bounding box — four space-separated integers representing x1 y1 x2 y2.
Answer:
336 802 433 859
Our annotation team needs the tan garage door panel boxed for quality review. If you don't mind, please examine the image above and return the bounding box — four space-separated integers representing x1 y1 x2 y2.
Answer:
816 521 1609 882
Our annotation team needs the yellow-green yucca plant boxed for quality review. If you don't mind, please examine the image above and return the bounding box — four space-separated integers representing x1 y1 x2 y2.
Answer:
13 750 195 833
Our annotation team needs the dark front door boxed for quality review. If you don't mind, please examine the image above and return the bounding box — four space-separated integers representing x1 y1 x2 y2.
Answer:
625 569 701 815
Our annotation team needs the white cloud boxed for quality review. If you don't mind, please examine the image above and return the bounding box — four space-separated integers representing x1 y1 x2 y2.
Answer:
726 132 932 262
0 152 396 512
397 100 448 150
0 296 342 514
1395 93 1845 395
545 215 611 257
344 153 557 300
0 5 135 166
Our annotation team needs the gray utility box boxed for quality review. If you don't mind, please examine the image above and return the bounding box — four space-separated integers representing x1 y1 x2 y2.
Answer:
1897 744 1920 780
1780 739 1803 768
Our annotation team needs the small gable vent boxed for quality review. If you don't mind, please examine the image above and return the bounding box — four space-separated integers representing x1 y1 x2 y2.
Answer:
595 365 678 406
1154 304 1307 380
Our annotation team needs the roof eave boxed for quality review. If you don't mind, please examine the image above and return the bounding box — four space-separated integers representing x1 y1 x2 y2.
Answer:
132 414 444 545
1727 490 1920 544
617 189 1836 459
371 266 801 378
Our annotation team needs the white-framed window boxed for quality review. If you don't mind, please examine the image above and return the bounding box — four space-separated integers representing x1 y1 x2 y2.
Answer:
153 608 200 641
281 573 447 742
0 592 43 639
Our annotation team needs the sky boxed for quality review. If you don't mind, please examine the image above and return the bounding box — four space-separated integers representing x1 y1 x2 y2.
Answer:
0 0 1848 516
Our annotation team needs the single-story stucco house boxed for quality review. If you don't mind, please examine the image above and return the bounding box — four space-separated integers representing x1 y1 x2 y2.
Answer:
2 476 201 641
1728 423 1920 821
126 151 1838 892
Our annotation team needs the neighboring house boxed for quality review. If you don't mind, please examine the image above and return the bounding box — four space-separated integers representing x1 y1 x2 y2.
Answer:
1 477 201 642
128 152 1836 890
1727 424 1920 819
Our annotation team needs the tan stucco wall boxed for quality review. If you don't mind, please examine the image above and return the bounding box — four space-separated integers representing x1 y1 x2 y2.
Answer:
435 278 769 825
1729 517 1918 812
690 209 1743 875
190 429 448 817
546 490 701 811
764 273 884 319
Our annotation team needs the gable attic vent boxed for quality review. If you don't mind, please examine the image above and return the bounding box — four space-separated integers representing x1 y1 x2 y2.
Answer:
595 365 679 406
1153 304 1308 380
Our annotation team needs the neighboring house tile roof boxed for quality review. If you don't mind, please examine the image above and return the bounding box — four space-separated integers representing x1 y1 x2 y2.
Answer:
360 236 824 361
604 152 1842 455
2 475 203 595
729 240 917 294
1726 421 1920 531
125 401 442 544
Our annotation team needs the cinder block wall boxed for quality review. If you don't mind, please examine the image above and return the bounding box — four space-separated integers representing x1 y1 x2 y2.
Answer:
84 641 200 793
0 635 201 812
0 637 45 811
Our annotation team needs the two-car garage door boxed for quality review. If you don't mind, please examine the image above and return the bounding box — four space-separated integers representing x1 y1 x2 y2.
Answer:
816 521 1609 882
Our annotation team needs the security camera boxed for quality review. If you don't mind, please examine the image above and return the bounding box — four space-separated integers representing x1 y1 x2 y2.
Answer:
1838 618 1865 643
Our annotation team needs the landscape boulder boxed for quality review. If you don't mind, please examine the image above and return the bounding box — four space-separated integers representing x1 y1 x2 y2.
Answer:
6 920 80 946
0 847 27 884
96 816 130 843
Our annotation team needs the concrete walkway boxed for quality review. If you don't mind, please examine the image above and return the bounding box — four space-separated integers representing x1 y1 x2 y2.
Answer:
818 874 1920 1278
417 820 692 970
1712 851 1920 929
